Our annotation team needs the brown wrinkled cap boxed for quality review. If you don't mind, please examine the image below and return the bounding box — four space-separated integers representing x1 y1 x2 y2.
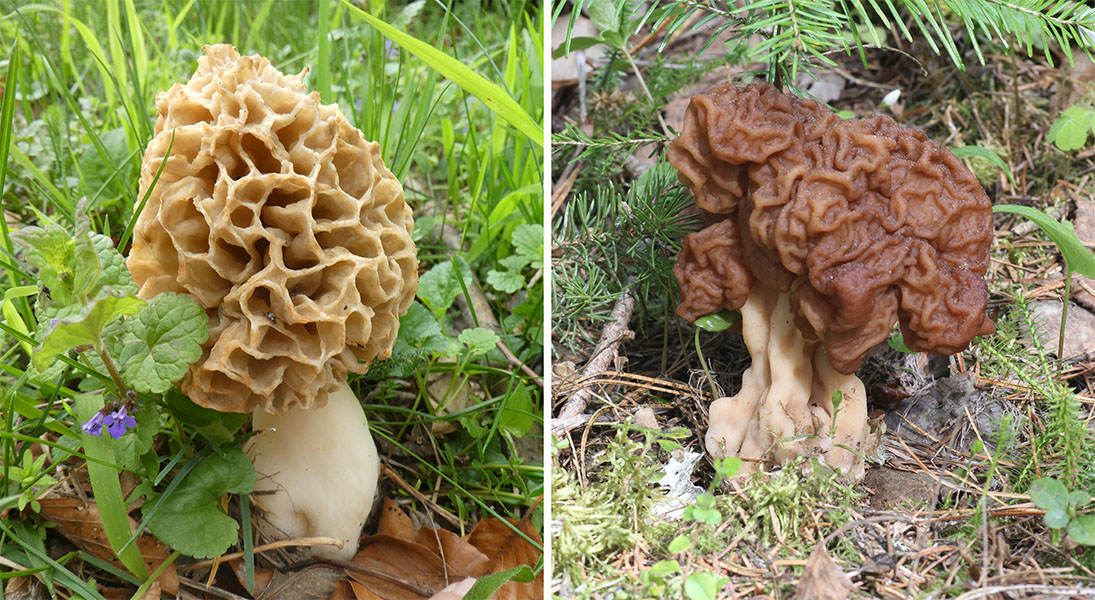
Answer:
127 44 418 414
670 83 995 374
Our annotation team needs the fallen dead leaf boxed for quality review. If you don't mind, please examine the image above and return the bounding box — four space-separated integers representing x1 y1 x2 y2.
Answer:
466 517 543 600
333 500 542 600
229 557 274 597
792 543 855 600
37 497 178 596
347 534 449 599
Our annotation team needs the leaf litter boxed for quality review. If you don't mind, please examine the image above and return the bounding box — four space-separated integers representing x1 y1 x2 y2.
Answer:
331 499 543 600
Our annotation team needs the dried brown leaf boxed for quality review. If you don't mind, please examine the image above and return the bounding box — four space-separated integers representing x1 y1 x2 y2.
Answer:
348 534 447 599
414 527 490 577
466 518 543 600
229 557 274 597
793 544 855 600
376 498 415 540
37 497 178 596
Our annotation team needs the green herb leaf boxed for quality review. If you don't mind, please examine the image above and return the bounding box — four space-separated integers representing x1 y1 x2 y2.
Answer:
1049 106 1092 151
33 291 144 371
486 269 526 294
500 383 534 437
684 571 728 600
1069 490 1091 509
90 232 136 294
695 312 738 333
587 0 620 35
144 447 256 559
511 224 544 270
461 565 535 600
122 293 209 394
994 205 1095 278
1029 477 1069 512
648 559 681 578
459 327 500 357
1069 515 1095 545
164 389 248 446
416 257 473 315
668 535 692 554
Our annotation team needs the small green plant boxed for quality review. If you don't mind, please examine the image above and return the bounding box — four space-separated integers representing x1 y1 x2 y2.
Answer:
2 452 57 513
1029 477 1095 545
1048 105 1095 151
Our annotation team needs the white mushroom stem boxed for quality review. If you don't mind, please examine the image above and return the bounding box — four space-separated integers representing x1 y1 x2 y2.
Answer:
705 284 870 479
245 382 378 560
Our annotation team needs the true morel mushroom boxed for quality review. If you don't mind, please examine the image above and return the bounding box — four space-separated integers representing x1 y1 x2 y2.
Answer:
127 44 418 558
670 83 995 479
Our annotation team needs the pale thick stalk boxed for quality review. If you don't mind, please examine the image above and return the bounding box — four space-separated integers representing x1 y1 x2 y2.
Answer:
246 382 378 560
705 285 870 479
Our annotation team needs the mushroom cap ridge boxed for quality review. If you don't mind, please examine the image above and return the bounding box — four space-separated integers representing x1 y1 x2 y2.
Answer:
670 82 995 374
127 44 418 414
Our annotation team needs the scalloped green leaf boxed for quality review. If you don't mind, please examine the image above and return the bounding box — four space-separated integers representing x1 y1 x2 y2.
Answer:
122 292 209 394
144 447 255 559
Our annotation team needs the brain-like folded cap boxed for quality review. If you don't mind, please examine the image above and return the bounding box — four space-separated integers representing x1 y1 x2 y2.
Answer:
127 44 418 414
670 82 995 374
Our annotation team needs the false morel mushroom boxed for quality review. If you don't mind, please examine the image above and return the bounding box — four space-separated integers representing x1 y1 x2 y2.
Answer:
670 83 995 479
127 44 418 558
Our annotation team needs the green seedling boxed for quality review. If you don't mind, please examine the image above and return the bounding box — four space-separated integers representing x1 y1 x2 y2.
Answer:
1029 477 1095 545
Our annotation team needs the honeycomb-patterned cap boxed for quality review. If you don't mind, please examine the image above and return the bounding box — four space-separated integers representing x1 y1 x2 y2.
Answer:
127 44 418 415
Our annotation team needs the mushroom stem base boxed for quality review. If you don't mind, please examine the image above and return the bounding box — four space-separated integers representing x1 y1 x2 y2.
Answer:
705 285 871 479
246 382 379 560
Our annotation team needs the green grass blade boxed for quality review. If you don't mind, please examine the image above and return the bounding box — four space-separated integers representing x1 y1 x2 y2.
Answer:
317 0 332 104
343 0 543 147
995 204 1095 277
0 39 20 257
77 394 148 579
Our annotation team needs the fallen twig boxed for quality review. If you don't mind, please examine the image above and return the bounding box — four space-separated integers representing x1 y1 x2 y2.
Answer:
554 291 636 435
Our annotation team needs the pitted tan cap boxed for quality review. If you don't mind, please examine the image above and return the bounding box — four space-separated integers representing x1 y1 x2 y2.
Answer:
128 44 418 415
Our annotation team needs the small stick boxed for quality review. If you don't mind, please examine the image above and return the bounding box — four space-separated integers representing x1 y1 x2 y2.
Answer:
381 464 463 529
495 340 544 387
554 292 635 434
324 559 437 597
179 537 344 572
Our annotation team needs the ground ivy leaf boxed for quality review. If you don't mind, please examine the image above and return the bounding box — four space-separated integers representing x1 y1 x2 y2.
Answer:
122 292 209 394
33 291 144 371
71 231 101 299
144 447 256 559
164 389 248 446
511 223 543 269
90 232 136 294
486 269 525 294
459 327 499 357
11 224 73 294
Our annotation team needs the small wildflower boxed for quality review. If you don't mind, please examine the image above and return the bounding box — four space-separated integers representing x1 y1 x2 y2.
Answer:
81 412 105 436
105 406 137 439
384 39 398 60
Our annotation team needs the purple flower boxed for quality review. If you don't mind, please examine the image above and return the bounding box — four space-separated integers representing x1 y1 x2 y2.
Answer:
81 412 105 436
104 406 137 439
385 39 398 60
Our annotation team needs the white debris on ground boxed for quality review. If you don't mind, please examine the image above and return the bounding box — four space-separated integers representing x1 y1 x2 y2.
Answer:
653 449 706 520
